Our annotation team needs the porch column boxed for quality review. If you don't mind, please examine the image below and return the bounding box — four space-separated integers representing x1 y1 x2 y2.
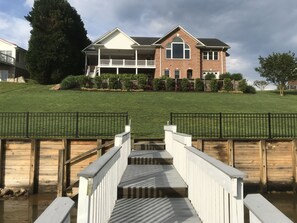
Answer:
135 49 138 75
84 54 88 73
97 48 101 67
116 68 119 74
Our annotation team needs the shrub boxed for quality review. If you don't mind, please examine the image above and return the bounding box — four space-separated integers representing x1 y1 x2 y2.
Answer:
109 76 121 89
180 78 190 92
138 77 147 90
223 78 233 91
94 76 102 89
204 73 216 80
166 78 175 91
231 73 243 80
238 79 248 92
60 75 78 89
123 77 132 91
76 75 90 88
195 79 204 91
219 72 231 80
153 78 162 91
244 85 256 94
209 79 218 92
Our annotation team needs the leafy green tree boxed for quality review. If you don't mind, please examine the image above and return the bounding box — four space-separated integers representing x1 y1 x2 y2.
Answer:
219 72 231 80
255 52 297 96
25 0 91 84
231 73 243 80
204 73 216 80
253 80 269 91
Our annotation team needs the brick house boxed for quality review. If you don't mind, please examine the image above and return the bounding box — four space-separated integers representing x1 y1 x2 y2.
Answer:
83 26 230 79
0 38 29 82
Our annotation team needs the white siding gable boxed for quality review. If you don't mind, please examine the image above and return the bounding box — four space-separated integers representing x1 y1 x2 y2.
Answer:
101 30 135 50
0 39 17 58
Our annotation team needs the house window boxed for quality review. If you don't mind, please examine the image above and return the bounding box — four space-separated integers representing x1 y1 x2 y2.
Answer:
187 69 193 79
165 37 191 59
175 70 180 79
164 69 170 77
203 51 219 60
16 52 20 62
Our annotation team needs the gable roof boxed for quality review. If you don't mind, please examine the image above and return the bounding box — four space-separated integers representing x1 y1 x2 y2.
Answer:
153 25 204 45
131 37 160 45
198 38 230 48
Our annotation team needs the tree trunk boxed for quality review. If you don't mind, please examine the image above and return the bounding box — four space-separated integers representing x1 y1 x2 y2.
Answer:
279 85 285 96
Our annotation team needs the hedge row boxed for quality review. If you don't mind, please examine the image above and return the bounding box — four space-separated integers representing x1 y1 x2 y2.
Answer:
60 74 256 93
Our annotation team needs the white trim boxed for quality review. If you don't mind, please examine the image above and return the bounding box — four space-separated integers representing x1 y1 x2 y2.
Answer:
153 25 205 46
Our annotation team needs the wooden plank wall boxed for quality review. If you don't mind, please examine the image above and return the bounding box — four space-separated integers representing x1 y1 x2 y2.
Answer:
0 139 98 194
193 139 297 192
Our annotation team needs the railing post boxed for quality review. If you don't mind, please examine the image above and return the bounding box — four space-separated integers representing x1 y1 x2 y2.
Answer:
170 112 173 125
219 112 222 139
26 112 29 138
76 112 79 138
268 113 272 139
0 139 5 188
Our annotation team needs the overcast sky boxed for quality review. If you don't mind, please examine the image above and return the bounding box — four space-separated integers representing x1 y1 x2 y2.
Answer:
1 0 297 87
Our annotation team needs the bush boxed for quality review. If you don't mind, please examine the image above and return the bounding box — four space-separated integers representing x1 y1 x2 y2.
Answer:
153 78 162 91
204 73 216 80
166 78 175 91
219 72 231 80
238 79 248 92
244 85 256 94
123 77 132 91
109 76 121 89
138 77 147 90
94 76 102 89
209 79 218 92
60 75 79 89
231 73 243 80
223 78 233 91
180 78 190 92
195 79 204 91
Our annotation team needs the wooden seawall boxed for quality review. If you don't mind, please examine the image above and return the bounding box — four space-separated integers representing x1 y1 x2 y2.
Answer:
193 139 297 192
0 138 113 195
0 138 296 194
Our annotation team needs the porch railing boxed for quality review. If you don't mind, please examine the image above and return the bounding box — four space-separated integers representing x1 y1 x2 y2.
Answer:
0 52 15 65
76 125 131 223
164 125 246 223
99 59 155 68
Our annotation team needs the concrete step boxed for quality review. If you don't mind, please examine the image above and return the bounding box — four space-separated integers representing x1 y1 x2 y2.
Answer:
128 150 173 165
118 165 187 198
109 198 201 223
133 142 165 150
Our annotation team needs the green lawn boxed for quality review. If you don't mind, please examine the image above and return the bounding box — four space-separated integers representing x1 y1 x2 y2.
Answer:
1 82 297 138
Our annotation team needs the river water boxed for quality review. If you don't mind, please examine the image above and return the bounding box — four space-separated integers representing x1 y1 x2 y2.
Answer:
0 193 296 222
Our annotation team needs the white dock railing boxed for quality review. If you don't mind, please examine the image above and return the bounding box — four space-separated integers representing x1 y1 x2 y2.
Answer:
164 125 246 223
34 197 75 223
244 194 293 223
76 126 131 223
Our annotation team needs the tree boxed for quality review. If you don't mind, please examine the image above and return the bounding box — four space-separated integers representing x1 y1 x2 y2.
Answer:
253 80 269 91
255 52 297 96
231 73 243 80
25 0 91 84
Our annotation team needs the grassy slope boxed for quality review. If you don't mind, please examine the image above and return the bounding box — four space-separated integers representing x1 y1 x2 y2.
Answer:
1 82 297 137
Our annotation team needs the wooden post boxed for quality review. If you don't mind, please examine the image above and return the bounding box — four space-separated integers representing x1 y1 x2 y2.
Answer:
196 139 203 151
260 140 268 193
97 139 102 158
292 139 297 193
29 139 40 194
0 139 6 188
63 139 70 189
57 149 65 197
227 139 234 167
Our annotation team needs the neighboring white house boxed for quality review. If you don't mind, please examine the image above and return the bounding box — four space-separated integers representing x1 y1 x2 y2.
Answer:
0 38 29 82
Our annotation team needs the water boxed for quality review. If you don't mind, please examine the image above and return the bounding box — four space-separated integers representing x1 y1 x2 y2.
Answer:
0 193 296 222
0 194 77 223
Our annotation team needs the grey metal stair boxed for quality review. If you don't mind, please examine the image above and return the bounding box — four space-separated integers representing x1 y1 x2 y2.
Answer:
117 165 188 198
133 141 165 150
128 150 173 165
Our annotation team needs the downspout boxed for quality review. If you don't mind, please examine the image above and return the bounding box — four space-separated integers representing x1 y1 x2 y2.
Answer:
160 47 162 77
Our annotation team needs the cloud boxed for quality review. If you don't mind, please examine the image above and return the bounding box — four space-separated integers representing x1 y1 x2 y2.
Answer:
0 12 31 49
24 0 34 7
